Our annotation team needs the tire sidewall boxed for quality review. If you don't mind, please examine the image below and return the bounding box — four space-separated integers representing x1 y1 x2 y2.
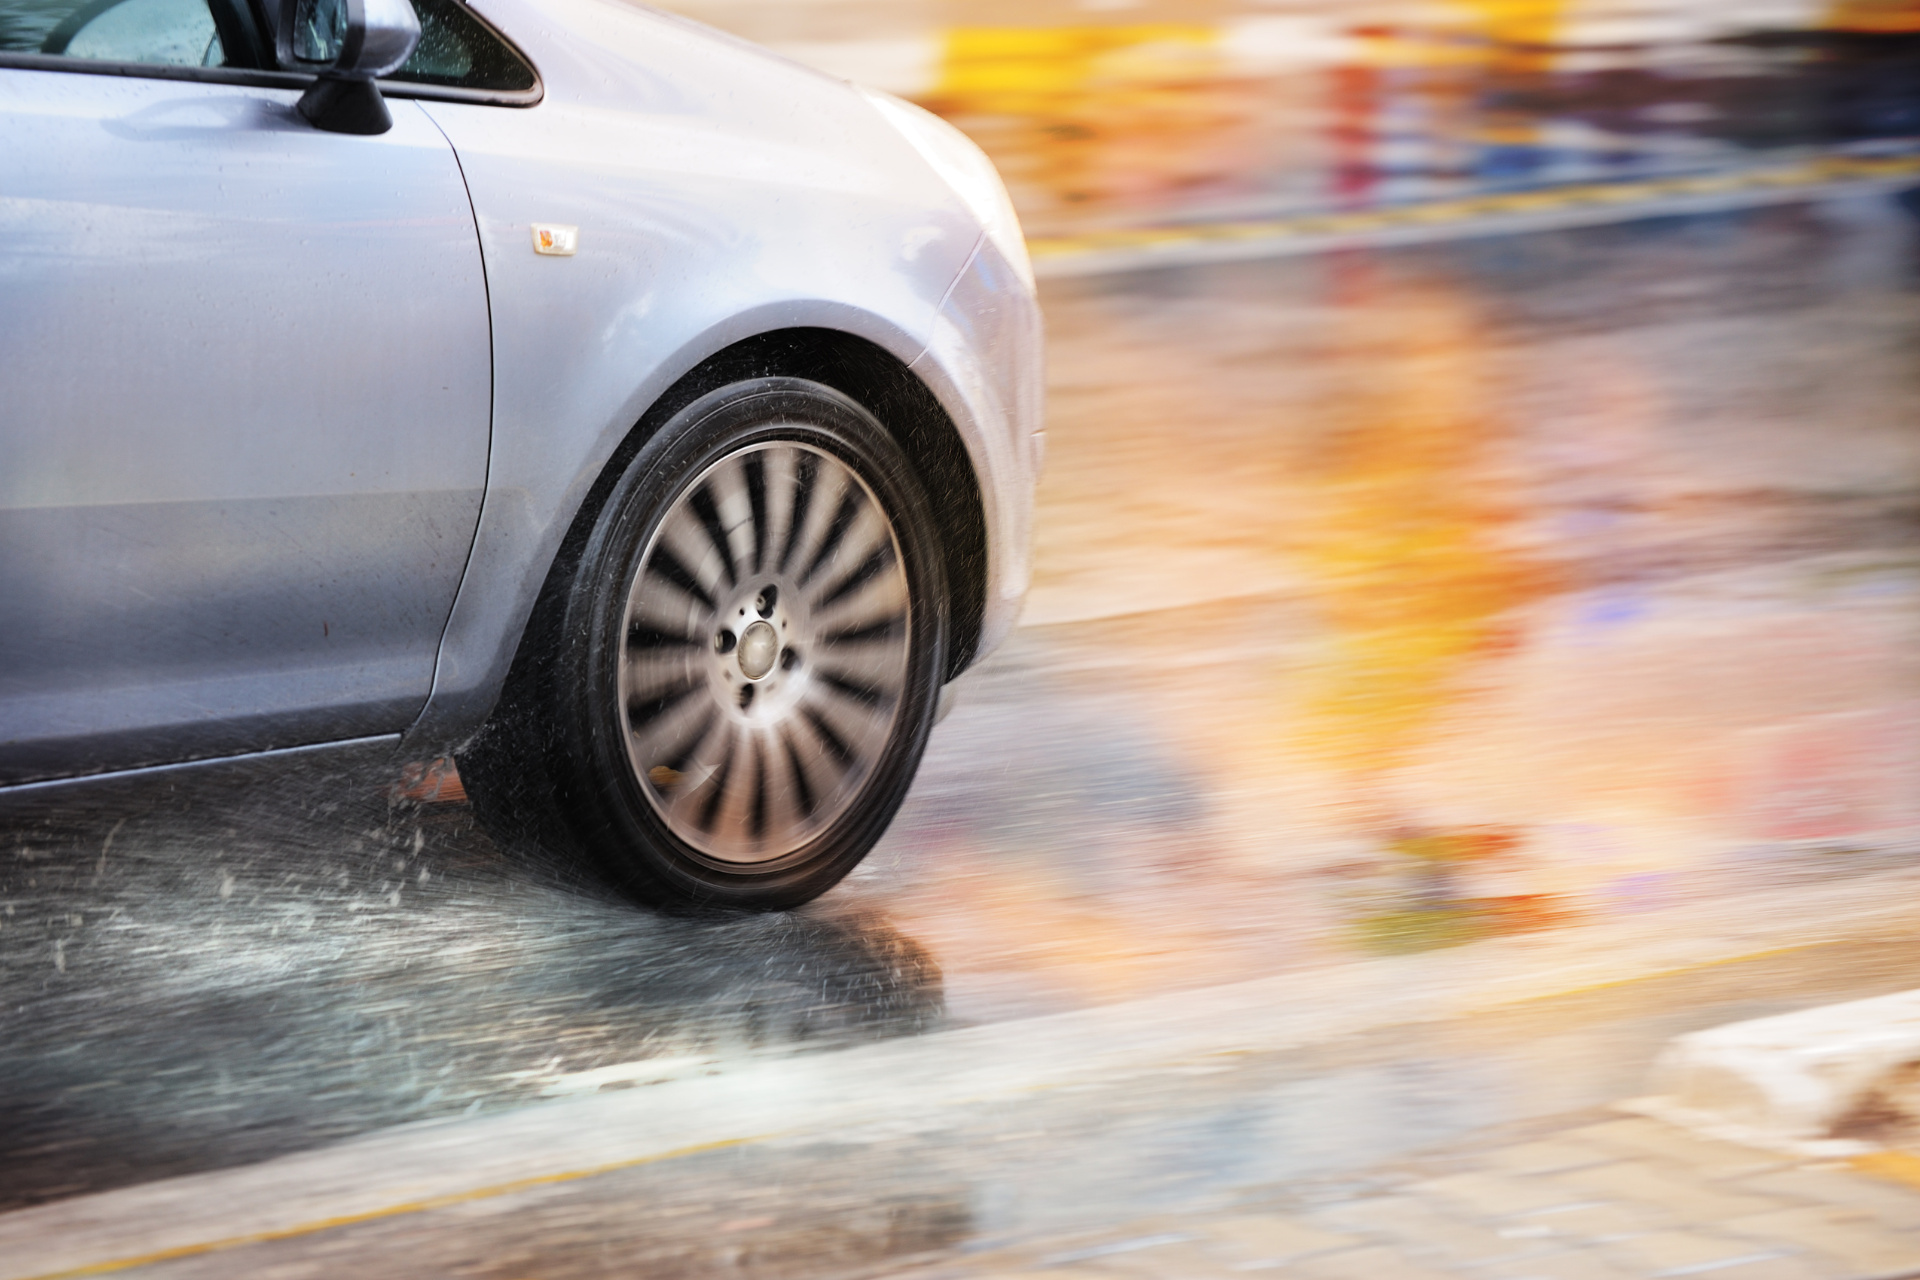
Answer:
551 378 947 910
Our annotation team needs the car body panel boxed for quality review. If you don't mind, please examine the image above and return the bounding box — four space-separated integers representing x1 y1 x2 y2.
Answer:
397 0 1004 753
0 0 1040 787
911 235 1045 666
0 73 491 784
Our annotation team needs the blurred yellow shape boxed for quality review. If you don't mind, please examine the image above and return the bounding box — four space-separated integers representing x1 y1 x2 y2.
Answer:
1826 0 1920 32
936 25 1220 114
927 25 1284 230
1446 0 1572 79
1853 1149 1920 1190
1449 0 1571 48
1284 287 1545 780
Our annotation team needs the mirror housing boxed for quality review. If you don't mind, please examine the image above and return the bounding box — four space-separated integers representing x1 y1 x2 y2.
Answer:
277 0 421 135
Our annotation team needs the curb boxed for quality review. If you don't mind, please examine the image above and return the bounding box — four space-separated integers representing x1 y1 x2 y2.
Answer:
1634 988 1920 1156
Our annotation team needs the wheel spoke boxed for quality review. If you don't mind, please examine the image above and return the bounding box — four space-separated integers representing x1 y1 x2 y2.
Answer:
657 706 719 775
626 677 701 731
627 618 701 651
816 667 895 710
689 484 737 590
800 702 856 768
748 735 769 841
696 728 740 833
744 451 768 575
814 538 896 611
776 450 818 574
798 487 863 588
647 543 718 612
781 725 818 820
821 613 903 647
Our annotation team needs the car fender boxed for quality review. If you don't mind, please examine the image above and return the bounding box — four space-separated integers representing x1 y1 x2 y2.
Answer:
398 0 1025 755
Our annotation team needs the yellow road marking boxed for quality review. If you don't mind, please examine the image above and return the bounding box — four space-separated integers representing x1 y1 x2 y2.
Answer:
1467 944 1822 1011
16 1135 761 1280
1029 154 1920 263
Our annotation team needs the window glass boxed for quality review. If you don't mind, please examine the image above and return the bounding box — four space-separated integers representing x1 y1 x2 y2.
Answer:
2 0 231 64
281 0 341 64
387 0 533 92
2 0 532 91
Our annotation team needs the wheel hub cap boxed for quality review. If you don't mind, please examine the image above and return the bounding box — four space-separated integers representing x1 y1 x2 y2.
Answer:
736 620 779 681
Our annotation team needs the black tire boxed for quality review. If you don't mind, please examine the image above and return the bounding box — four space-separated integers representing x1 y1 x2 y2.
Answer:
465 378 948 911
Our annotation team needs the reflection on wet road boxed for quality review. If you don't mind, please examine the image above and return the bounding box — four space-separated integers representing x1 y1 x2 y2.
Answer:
4 194 1917 1256
854 191 1919 1021
0 749 941 1210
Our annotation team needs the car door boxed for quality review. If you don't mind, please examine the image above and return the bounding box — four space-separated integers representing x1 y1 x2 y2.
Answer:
0 0 492 783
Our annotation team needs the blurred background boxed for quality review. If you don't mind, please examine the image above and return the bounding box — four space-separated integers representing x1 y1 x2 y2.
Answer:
659 0 1920 243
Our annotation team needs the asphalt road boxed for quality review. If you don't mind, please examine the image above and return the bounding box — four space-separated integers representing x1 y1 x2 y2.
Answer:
3 193 1917 1268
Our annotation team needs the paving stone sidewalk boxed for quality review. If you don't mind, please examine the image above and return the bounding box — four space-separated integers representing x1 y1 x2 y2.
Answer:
890 1116 1920 1280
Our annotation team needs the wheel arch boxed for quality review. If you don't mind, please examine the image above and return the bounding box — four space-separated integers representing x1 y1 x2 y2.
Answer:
503 328 988 727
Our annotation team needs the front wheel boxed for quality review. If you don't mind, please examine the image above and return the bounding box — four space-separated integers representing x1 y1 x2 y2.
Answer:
471 378 948 911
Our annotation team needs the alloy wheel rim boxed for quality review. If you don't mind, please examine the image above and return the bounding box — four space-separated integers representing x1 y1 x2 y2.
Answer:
616 439 911 865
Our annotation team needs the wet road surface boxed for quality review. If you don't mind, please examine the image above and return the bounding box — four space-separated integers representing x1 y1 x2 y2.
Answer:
0 751 942 1210
3 193 1917 1266
865 189 1920 1023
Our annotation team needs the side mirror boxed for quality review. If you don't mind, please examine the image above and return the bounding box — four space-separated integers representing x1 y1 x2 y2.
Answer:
277 0 421 135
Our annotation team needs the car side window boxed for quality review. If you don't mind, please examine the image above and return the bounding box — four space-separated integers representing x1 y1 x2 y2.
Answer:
386 0 533 93
2 0 535 94
2 0 242 66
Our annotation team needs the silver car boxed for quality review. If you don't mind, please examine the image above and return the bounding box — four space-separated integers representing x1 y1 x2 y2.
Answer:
0 0 1042 909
